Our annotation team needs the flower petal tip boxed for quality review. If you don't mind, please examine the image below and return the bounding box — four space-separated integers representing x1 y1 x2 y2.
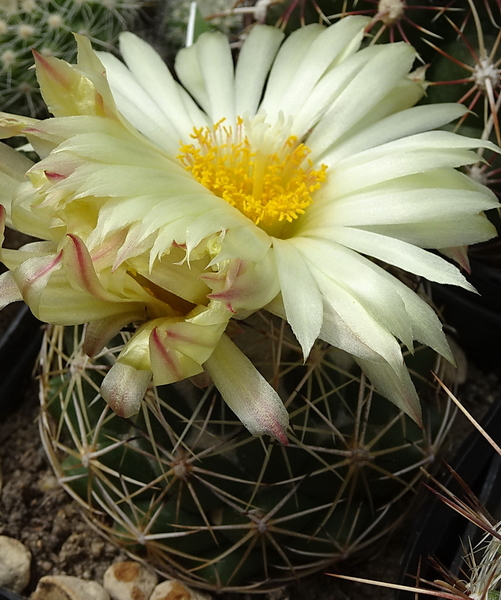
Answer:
238 398 290 444
270 422 289 446
101 362 151 418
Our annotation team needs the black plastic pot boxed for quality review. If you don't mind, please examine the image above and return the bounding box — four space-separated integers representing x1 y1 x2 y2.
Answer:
0 588 28 600
432 255 501 375
0 304 42 419
396 395 501 599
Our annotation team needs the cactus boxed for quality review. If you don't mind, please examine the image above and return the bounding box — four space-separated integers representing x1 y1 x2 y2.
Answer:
39 313 452 592
1 0 496 593
0 0 144 116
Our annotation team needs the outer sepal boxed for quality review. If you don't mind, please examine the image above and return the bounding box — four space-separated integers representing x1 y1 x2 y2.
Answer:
33 35 122 122
100 302 231 417
0 271 23 310
100 361 152 418
34 51 106 118
204 333 289 444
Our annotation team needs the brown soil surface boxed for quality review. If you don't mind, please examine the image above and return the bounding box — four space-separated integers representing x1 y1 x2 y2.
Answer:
0 386 129 591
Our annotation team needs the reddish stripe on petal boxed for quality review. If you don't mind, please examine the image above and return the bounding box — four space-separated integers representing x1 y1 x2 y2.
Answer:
26 252 62 286
151 328 183 381
22 251 63 296
65 234 113 301
44 171 67 182
164 327 211 347
33 51 68 88
67 234 95 292
90 230 127 264
205 291 236 313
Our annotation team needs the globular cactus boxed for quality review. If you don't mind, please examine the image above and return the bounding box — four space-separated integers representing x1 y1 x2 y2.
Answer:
1 0 494 593
39 314 452 592
0 0 144 116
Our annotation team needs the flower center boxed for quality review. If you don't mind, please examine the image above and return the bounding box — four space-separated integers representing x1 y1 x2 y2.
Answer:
177 117 327 237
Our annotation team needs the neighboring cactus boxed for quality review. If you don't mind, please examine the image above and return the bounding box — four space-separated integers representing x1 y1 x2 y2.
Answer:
0 0 144 116
39 314 452 592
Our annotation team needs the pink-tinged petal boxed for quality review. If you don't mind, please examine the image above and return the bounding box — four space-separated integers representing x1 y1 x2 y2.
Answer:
202 260 242 313
439 246 471 273
149 326 194 384
25 153 84 190
24 271 144 324
100 361 151 418
204 252 280 313
14 251 63 315
74 34 125 121
155 324 204 362
84 310 143 357
34 50 107 118
0 271 23 309
112 226 156 270
90 229 128 271
204 334 289 444
44 171 67 182
149 308 229 386
62 234 118 302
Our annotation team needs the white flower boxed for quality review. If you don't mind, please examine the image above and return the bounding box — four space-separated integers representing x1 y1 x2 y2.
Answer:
0 16 498 436
96 17 498 421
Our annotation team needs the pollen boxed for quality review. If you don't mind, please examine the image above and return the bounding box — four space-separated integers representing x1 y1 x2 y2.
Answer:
177 117 327 236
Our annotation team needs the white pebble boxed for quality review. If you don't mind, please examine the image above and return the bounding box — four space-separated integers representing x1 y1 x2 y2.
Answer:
30 575 110 600
103 561 158 600
150 580 211 600
0 535 31 593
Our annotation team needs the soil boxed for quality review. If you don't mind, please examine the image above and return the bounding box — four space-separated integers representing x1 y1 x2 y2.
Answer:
0 347 498 599
0 383 129 590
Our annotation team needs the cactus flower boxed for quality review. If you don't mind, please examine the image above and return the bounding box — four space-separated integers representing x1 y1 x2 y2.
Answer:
0 17 498 437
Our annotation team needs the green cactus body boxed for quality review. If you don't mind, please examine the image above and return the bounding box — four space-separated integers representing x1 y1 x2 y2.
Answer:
0 0 143 116
39 313 452 592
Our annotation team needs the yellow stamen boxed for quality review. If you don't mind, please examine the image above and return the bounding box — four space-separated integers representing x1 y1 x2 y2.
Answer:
177 117 327 237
